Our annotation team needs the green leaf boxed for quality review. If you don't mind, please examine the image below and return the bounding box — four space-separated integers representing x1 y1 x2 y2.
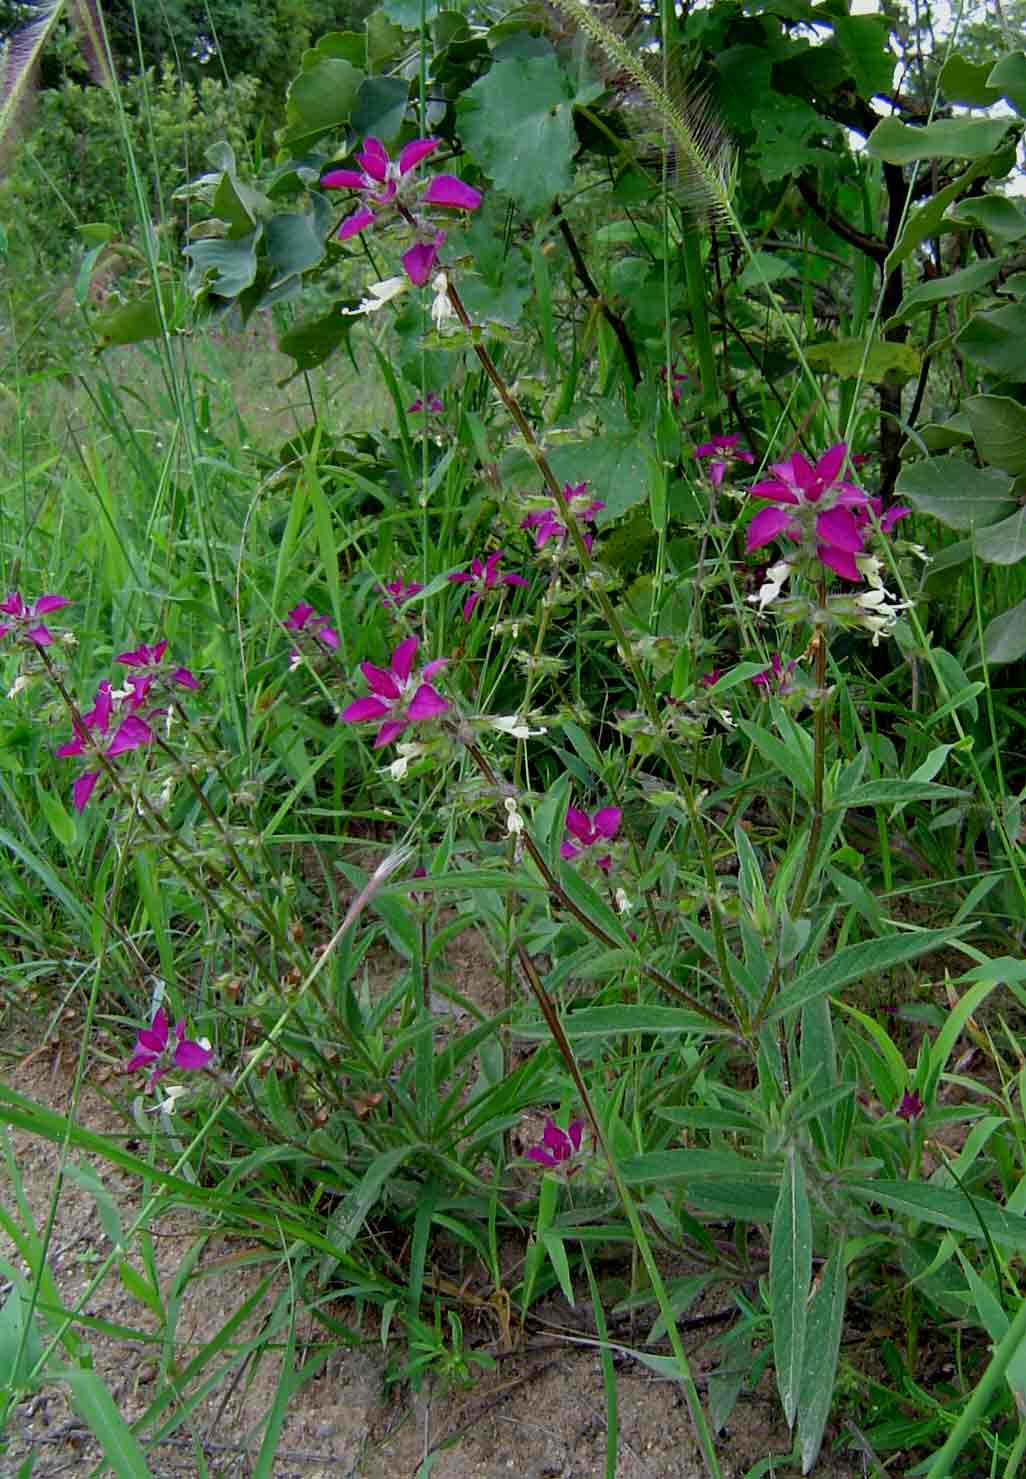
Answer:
765 927 967 1023
831 14 896 97
958 303 1026 377
844 1179 1026 1248
751 98 837 183
973 507 1026 566
964 394 1026 475
940 54 1005 107
93 284 177 348
557 862 630 946
0 1284 44 1388
885 260 1001 332
184 229 260 300
866 115 1013 163
457 55 586 214
62 1366 156 1478
895 456 1014 531
35 783 76 848
381 0 440 23
989 52 1026 115
285 57 365 143
946 195 1026 245
620 1149 778 1184
321 1146 414 1271
803 337 920 383
982 596 1026 666
797 1243 846 1474
277 307 354 373
737 718 813 803
770 1147 811 1429
736 251 798 291
264 212 326 284
352 76 409 141
836 779 969 809
512 1005 733 1040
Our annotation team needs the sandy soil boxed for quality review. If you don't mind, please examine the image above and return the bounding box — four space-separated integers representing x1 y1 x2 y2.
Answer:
0 993 862 1479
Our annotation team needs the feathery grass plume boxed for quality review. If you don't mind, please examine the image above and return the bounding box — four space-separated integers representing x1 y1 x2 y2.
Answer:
0 0 112 170
547 0 736 226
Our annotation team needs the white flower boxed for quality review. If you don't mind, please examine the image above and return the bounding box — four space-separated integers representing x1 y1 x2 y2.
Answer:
615 888 632 914
340 277 407 316
148 1084 188 1114
717 707 735 731
854 583 911 646
62 632 78 647
490 715 547 739
504 796 524 834
383 742 423 782
748 560 792 611
159 777 175 807
6 674 31 699
431 272 455 330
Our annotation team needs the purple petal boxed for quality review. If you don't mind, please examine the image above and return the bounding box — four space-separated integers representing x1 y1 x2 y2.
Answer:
815 506 863 553
525 1147 557 1168
125 1047 157 1072
745 505 797 554
337 206 376 241
32 594 70 615
313 625 338 651
356 137 390 181
391 636 418 684
320 168 368 191
707 460 727 489
407 683 450 721
361 662 401 700
340 696 390 723
57 729 86 758
815 442 848 486
817 544 860 581
559 840 580 861
174 1038 212 1071
448 571 473 585
72 771 100 811
421 175 482 211
596 853 613 874
171 666 200 689
749 479 800 506
463 592 481 621
567 1120 584 1152
107 715 153 757
0 593 24 616
880 505 911 534
592 806 621 840
398 136 440 175
85 682 113 730
564 807 593 844
152 640 168 664
285 602 315 631
373 718 408 749
541 1118 566 1154
115 645 148 667
420 658 448 681
402 240 440 287
502 573 529 589
145 1008 169 1052
25 624 54 646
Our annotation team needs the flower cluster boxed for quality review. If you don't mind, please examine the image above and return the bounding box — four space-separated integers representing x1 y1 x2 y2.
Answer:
694 433 754 489
745 443 908 581
525 1117 585 1170
125 1006 212 1091
57 640 198 812
380 578 424 613
448 550 528 621
322 136 482 286
561 805 621 874
522 484 605 555
0 591 70 647
284 603 339 659
340 636 449 749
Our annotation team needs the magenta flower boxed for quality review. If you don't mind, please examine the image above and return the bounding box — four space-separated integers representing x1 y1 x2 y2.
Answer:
408 394 444 415
125 1006 212 1090
745 443 908 582
560 805 621 874
699 667 723 689
115 638 199 705
56 679 156 812
751 653 797 691
896 1090 924 1122
693 433 755 490
448 550 529 620
521 484 606 554
0 591 70 647
321 136 482 286
339 636 449 749
380 578 424 612
284 602 339 653
525 1117 585 1170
